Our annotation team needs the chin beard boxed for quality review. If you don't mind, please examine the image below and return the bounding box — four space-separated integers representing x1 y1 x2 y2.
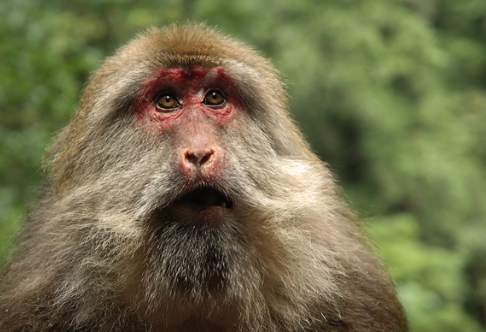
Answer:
144 207 249 301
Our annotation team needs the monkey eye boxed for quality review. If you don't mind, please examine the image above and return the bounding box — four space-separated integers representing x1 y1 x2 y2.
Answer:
155 93 180 111
203 90 225 107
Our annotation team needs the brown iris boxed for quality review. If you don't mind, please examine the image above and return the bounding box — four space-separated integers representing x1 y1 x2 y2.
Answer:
156 94 179 110
203 90 225 106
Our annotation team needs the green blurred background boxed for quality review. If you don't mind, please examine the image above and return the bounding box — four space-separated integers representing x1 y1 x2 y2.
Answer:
1 0 486 330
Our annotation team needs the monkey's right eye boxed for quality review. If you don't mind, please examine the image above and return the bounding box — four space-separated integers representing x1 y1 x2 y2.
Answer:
155 94 180 111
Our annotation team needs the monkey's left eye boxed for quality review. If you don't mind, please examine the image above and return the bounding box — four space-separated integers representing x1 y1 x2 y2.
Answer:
155 94 180 111
203 90 225 107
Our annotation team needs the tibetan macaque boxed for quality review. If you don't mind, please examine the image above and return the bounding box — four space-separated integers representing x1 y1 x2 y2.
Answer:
0 24 407 331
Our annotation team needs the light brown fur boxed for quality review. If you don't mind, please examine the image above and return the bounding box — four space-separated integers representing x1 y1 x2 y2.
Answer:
0 24 407 331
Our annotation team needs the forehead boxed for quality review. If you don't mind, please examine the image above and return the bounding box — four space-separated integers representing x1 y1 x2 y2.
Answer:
147 66 228 85
153 67 214 80
145 52 224 81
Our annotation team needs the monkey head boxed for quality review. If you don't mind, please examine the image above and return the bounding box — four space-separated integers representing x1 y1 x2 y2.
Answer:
0 24 407 332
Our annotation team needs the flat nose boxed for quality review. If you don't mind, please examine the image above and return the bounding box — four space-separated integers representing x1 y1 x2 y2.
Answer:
183 148 214 169
178 146 222 178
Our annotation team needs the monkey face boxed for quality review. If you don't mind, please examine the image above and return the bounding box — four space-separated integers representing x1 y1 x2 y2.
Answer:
136 66 239 228
131 65 255 300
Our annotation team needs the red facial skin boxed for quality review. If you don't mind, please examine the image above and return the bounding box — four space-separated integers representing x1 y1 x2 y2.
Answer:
136 67 240 130
136 66 241 192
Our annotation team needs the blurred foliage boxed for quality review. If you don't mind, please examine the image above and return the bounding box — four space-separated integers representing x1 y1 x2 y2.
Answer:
1 0 486 330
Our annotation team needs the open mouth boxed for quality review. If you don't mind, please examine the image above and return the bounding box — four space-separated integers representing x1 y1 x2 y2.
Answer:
175 186 234 209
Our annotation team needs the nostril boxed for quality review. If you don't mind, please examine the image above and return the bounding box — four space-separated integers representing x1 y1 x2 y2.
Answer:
199 151 213 165
185 152 199 165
